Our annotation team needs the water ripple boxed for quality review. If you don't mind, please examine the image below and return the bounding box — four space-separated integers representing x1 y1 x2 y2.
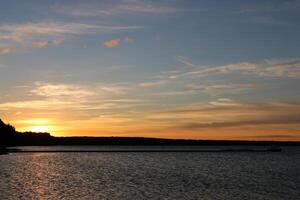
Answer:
0 147 299 199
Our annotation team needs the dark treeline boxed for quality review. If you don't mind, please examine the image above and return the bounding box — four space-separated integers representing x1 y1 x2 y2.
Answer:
0 119 53 146
1 119 299 147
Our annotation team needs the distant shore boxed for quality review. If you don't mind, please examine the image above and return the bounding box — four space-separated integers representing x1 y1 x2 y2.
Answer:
4 135 300 147
1 119 299 147
2 144 285 155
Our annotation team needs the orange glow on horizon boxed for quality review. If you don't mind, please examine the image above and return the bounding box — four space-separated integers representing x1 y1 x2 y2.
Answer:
13 118 57 133
28 126 50 133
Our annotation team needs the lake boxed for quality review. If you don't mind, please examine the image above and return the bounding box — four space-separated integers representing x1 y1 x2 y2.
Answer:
0 146 299 199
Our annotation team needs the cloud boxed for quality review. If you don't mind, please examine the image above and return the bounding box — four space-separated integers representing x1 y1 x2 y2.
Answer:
139 80 168 87
17 38 63 49
103 37 135 48
0 22 100 45
31 82 131 98
187 83 255 95
209 98 241 106
117 0 177 14
176 57 300 78
152 99 300 130
34 40 48 48
55 0 177 17
0 98 139 111
15 112 22 115
147 57 299 99
258 58 300 77
152 91 196 96
52 38 64 46
176 56 198 68
0 47 12 55
31 82 95 98
148 79 254 97
0 22 120 37
0 21 141 50
104 39 121 48
180 114 300 129
99 84 131 94
0 99 79 110
0 82 135 112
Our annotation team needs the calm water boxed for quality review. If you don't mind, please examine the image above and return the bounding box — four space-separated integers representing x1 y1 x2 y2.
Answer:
0 146 299 200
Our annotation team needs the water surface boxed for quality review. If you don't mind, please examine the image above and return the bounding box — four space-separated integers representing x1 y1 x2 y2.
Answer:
1 146 299 199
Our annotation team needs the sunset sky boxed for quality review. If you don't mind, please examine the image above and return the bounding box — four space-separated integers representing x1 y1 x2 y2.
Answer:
0 0 300 141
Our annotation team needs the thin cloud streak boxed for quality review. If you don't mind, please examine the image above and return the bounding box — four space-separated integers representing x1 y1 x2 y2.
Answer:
187 83 255 95
180 115 300 129
152 99 300 130
0 22 139 37
139 80 168 87
55 0 178 17
174 57 300 78
31 82 96 98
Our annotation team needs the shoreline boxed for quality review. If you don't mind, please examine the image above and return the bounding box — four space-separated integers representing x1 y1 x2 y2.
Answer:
4 146 282 154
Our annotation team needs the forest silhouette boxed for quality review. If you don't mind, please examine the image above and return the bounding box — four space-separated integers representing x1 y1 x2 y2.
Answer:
0 119 298 147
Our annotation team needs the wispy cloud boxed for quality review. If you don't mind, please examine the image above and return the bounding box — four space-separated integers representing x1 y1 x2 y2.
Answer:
139 80 168 87
175 57 300 78
0 22 126 37
52 38 64 46
0 21 141 51
55 0 177 17
176 56 198 68
153 99 300 130
0 82 136 112
180 115 300 129
115 0 177 14
0 99 81 110
31 82 95 98
34 40 48 48
0 22 99 45
0 47 12 55
30 82 132 99
236 0 300 14
104 38 121 48
208 98 242 106
148 83 254 97
99 84 131 94
187 83 255 95
151 90 196 96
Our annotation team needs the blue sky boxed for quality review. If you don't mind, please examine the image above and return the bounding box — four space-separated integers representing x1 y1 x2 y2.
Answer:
0 0 300 140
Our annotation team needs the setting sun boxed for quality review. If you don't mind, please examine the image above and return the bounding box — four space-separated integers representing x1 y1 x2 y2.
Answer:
29 126 50 133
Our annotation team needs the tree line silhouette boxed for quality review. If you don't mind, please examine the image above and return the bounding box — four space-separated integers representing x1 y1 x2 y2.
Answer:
0 119 53 146
0 119 299 147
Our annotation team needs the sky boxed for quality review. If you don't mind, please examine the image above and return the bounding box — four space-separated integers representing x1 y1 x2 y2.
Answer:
0 0 300 141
